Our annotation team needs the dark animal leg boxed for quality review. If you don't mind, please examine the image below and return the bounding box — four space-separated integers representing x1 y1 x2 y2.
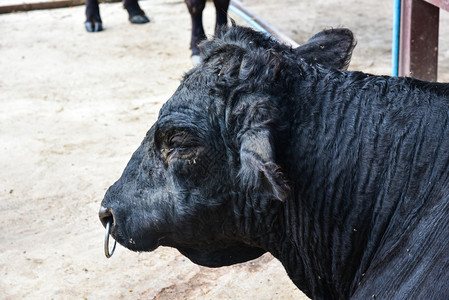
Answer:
85 0 103 32
124 0 150 24
185 0 207 56
213 0 230 36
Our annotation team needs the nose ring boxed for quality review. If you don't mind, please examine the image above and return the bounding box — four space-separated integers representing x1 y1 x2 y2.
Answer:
104 220 117 258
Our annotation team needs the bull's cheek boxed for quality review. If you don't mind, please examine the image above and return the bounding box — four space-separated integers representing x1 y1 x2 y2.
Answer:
133 205 176 252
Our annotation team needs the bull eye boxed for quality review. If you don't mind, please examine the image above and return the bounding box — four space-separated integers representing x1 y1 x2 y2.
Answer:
168 132 192 147
156 127 205 164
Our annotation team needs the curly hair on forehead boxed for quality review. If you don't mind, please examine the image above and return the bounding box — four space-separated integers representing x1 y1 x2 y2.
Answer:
198 24 296 65
209 48 299 113
196 27 297 89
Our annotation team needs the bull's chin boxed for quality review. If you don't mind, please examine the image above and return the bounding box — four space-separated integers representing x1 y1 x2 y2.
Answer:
113 231 161 253
176 245 266 268
127 242 159 253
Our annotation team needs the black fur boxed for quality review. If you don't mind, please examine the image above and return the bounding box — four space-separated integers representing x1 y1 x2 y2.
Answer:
100 26 448 299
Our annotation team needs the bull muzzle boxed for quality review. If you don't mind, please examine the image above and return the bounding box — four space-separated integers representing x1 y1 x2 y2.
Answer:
99 206 117 258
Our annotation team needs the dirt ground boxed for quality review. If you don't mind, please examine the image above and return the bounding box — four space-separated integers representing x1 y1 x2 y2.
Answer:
1 0 448 299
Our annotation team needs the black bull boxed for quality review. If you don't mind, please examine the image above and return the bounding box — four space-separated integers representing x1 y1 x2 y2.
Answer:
99 26 449 299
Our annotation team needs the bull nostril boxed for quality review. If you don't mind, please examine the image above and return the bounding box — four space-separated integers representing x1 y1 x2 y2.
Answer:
99 206 115 228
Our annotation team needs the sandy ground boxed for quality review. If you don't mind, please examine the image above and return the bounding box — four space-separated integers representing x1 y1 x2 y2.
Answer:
1 0 448 299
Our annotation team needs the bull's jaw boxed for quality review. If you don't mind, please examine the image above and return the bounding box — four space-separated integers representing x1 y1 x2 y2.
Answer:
176 244 266 268
102 196 267 267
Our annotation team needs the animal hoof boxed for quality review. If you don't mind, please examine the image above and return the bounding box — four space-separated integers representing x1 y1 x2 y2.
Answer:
129 14 150 24
85 21 103 32
191 55 202 66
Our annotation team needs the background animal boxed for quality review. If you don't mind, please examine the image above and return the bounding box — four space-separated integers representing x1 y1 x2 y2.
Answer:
85 0 230 58
85 0 150 32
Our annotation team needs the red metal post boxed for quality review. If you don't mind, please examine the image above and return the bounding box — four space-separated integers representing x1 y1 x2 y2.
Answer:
399 0 439 81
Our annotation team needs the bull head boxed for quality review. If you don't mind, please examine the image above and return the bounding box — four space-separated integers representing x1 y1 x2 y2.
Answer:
99 25 355 268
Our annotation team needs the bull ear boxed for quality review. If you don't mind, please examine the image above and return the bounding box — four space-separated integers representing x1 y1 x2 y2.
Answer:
294 28 356 70
236 100 289 203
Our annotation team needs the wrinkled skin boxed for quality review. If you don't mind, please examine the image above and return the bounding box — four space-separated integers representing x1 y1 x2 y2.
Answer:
100 26 449 299
100 26 356 263
101 25 357 291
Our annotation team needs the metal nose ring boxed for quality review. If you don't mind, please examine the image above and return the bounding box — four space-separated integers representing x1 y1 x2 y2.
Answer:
104 220 117 258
